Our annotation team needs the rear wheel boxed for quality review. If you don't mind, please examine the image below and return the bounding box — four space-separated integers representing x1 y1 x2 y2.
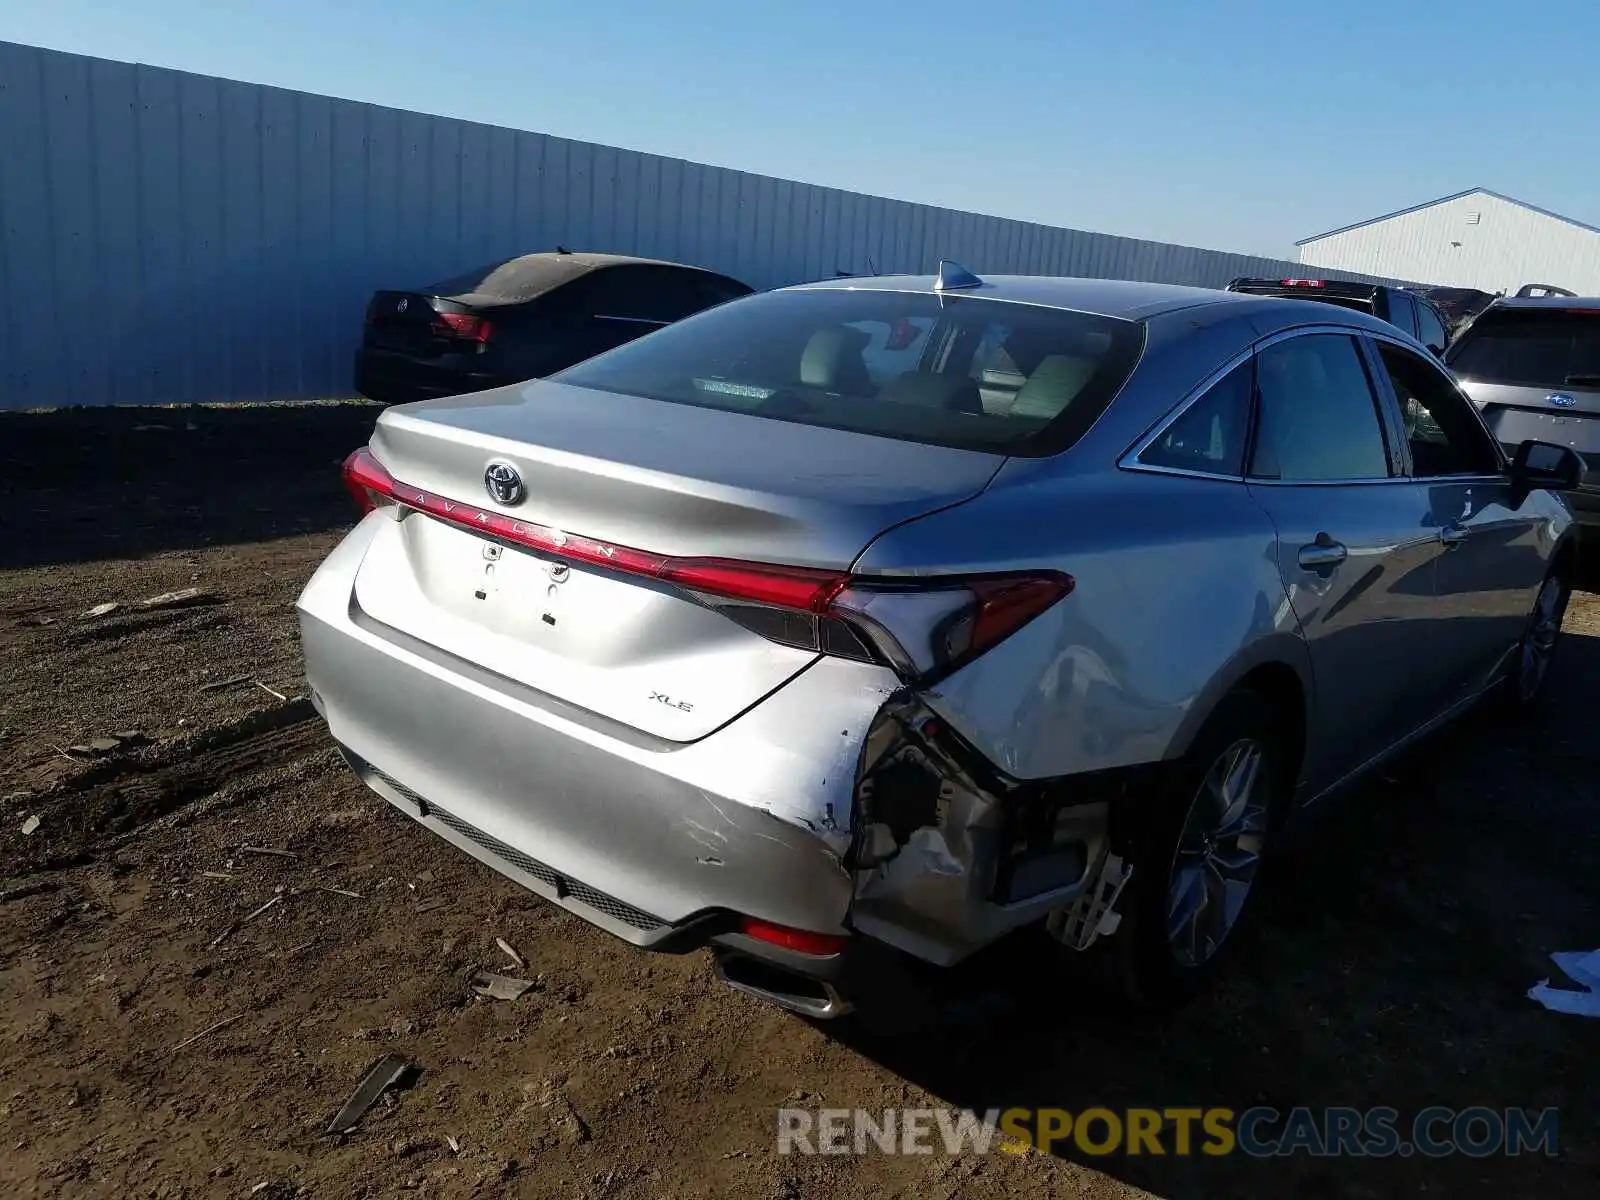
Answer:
1505 570 1570 709
1103 689 1289 1007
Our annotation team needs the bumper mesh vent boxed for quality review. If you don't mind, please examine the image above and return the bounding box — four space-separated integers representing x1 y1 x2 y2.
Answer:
361 760 665 933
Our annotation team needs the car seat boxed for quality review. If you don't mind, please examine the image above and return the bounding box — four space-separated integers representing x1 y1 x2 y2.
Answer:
799 327 874 394
1006 355 1100 420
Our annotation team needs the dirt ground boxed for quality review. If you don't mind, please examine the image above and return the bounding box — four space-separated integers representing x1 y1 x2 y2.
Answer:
1 404 1597 1199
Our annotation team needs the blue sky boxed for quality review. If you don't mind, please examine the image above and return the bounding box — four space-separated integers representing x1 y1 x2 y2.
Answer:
3 0 1596 257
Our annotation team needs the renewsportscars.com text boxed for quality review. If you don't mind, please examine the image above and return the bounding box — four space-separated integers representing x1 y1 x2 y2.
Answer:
777 1106 1559 1158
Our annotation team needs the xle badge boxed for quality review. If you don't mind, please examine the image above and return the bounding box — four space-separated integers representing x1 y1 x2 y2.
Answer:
650 692 694 713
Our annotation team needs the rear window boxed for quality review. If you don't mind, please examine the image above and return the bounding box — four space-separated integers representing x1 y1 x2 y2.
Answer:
1447 308 1600 388
552 288 1144 455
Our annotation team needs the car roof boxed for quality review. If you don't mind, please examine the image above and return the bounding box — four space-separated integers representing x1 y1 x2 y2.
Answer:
784 273 1410 340
423 251 738 308
788 273 1264 321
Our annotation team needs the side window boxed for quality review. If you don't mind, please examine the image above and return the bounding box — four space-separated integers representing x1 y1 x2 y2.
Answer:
1385 292 1418 338
1137 360 1254 476
586 266 699 323
691 274 754 309
1416 303 1449 356
1373 342 1502 477
1250 334 1392 482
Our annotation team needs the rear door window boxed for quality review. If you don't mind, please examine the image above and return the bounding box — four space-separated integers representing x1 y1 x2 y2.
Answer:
553 287 1145 456
1374 342 1503 477
1249 334 1392 481
1447 308 1600 388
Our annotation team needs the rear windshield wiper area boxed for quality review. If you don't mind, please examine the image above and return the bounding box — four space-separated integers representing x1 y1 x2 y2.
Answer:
1564 374 1600 386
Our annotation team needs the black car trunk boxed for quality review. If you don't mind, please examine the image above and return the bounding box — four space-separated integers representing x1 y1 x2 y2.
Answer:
363 291 489 359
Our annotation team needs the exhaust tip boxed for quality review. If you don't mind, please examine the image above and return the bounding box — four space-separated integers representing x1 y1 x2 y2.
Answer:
713 952 852 1020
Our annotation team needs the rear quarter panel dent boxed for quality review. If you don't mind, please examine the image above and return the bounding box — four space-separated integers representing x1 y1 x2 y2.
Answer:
867 472 1300 781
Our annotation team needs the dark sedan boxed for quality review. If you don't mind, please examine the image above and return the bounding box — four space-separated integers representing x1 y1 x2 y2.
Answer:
354 251 753 405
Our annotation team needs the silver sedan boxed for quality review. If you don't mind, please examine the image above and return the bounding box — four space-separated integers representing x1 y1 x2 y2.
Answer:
299 267 1583 1017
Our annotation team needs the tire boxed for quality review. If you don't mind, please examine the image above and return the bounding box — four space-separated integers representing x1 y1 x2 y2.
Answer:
1502 569 1571 711
1102 688 1291 1008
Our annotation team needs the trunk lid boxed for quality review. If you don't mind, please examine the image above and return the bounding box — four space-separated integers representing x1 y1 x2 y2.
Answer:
350 380 1002 740
363 291 486 358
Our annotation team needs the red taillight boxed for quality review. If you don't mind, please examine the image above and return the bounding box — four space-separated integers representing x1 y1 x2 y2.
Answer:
830 571 1073 679
336 448 850 609
738 917 850 956
336 447 1073 677
1281 278 1326 288
432 312 493 343
966 575 1077 655
661 560 848 612
342 446 395 515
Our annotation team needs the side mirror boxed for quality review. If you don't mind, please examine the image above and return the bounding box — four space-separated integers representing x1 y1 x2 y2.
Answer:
1510 439 1584 492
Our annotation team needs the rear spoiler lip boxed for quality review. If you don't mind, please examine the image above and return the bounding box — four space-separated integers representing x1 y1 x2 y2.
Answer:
365 290 478 319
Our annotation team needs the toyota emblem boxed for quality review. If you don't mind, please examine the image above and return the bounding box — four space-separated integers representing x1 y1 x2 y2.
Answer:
396 297 409 314
1548 393 1577 408
483 462 525 506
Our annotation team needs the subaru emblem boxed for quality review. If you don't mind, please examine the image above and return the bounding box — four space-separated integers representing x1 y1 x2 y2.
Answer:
1548 393 1577 408
483 461 524 506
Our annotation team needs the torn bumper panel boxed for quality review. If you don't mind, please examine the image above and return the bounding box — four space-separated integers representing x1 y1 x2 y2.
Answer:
846 699 1120 966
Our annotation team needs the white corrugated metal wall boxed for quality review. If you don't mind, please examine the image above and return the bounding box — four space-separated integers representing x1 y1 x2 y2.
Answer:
0 40 1399 409
1298 191 1600 295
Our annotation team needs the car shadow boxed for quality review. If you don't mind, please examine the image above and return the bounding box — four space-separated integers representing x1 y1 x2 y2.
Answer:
819 627 1600 1198
0 403 382 571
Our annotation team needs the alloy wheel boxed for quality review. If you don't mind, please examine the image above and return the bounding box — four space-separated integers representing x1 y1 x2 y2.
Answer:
1166 738 1270 968
1517 576 1565 703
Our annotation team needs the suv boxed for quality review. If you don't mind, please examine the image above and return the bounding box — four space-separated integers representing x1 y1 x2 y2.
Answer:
1446 296 1600 571
1226 278 1451 357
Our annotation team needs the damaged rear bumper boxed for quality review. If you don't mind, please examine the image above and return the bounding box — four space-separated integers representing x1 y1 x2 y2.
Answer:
298 521 1130 1015
846 698 1127 967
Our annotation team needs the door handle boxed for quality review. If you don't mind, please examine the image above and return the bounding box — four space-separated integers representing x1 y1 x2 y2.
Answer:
1297 534 1348 571
1439 523 1470 548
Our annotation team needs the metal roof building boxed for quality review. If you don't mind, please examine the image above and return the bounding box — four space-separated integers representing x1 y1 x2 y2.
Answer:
1296 188 1600 296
